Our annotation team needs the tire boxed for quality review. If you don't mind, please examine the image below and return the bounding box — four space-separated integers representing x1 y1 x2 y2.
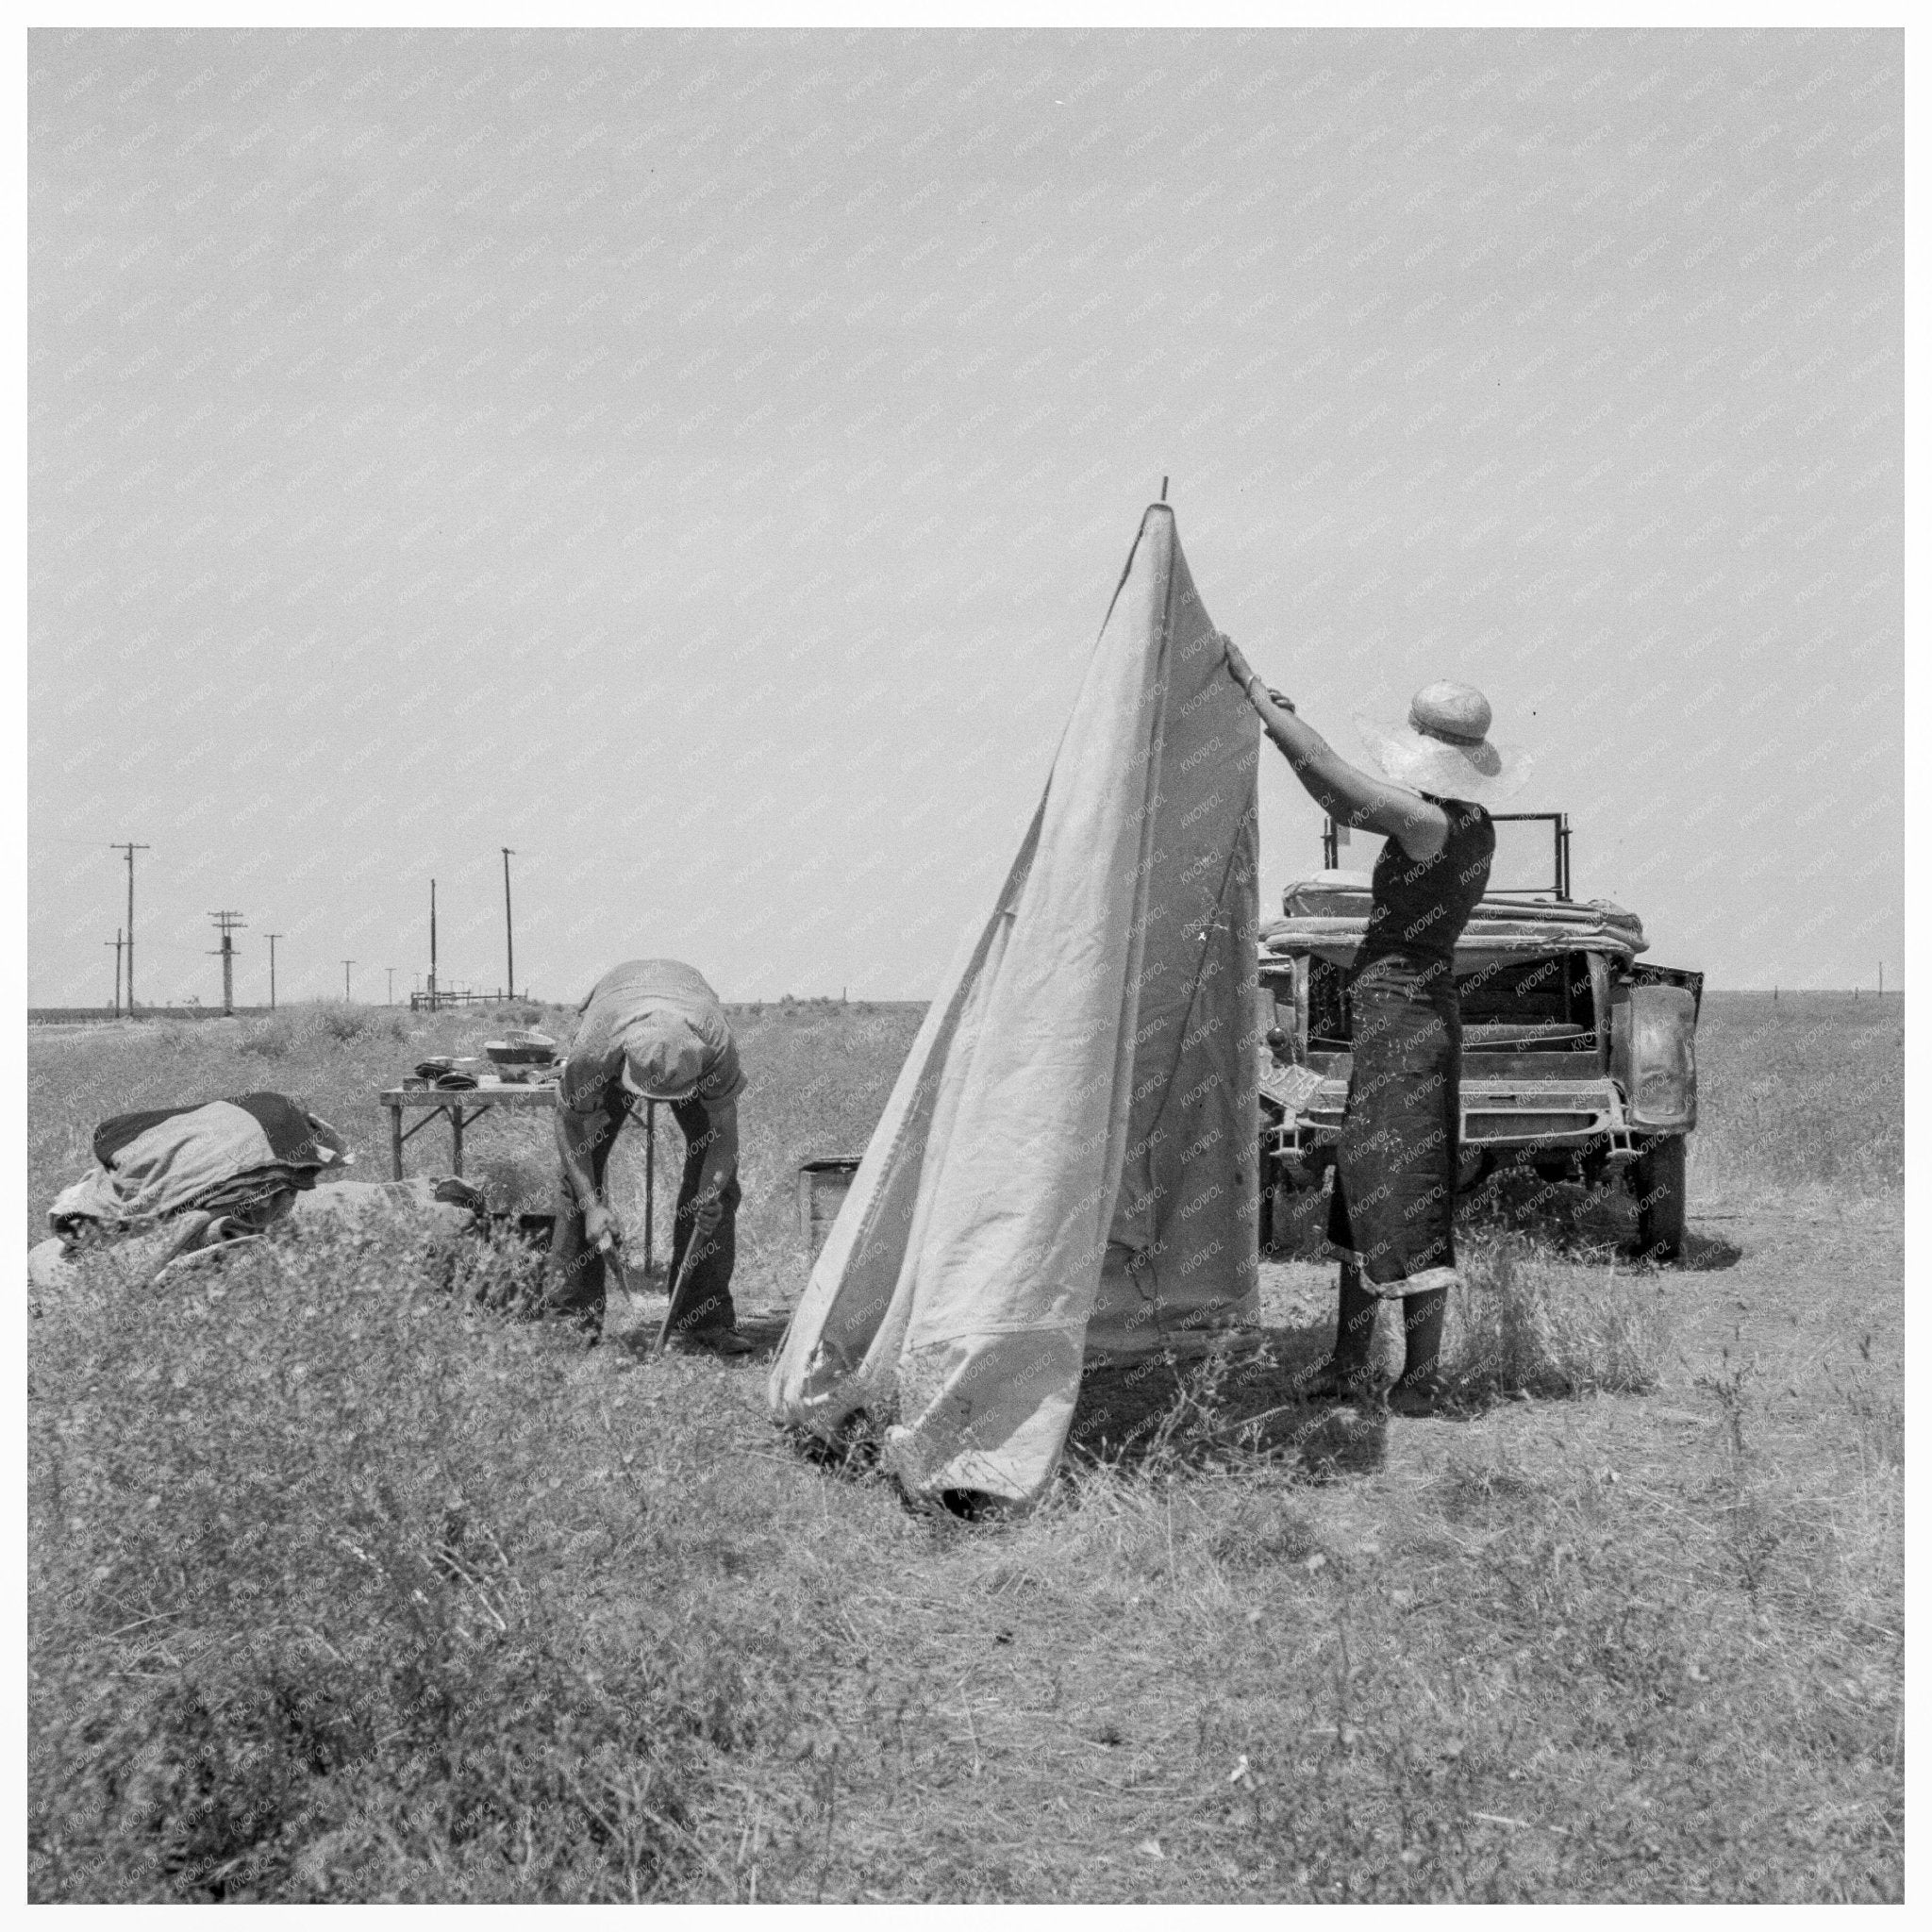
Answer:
1269 1174 1330 1260
1633 1134 1688 1262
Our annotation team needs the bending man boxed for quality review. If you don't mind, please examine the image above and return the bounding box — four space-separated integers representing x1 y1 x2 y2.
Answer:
548 958 753 1356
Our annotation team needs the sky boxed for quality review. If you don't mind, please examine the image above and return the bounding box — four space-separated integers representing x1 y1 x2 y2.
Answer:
27 25 1903 1005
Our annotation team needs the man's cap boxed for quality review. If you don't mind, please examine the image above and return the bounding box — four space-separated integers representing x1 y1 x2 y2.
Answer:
619 1018 709 1101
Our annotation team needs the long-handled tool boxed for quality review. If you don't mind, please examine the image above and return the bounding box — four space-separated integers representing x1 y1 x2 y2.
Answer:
593 1213 690 1355
591 1224 683 1357
653 1237 694 1356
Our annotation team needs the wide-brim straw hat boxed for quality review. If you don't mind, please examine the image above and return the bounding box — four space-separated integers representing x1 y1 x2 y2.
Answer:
1355 680 1532 805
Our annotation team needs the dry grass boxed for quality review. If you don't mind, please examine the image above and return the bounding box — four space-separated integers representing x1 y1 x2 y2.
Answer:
1444 1231 1670 1401
25 991 1903 1900
1688 991 1903 1201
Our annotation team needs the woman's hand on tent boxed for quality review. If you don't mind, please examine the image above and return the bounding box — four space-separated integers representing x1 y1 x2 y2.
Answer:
1219 634 1296 717
583 1201 620 1253
1218 631 1255 691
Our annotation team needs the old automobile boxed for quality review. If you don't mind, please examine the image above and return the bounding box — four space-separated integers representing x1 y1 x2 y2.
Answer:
1257 813 1700 1262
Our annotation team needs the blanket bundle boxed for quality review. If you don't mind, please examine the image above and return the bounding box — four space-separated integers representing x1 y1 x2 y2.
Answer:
49 1091 350 1240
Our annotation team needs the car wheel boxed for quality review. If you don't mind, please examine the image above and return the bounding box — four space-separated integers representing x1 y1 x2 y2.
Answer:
1269 1174 1329 1259
1633 1134 1688 1262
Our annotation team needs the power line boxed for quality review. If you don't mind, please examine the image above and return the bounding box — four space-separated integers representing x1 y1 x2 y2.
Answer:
502 847 516 1001
109 842 149 1014
208 911 245 1017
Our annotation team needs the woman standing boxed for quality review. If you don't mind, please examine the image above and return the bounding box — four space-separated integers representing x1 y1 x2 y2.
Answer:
1221 638 1529 1414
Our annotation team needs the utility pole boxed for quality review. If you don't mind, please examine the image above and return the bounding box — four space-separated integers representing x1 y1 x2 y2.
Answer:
386 966 395 1006
502 847 516 1002
208 911 245 1017
266 933 283 1010
428 877 438 1011
105 929 124 1017
109 842 149 1014
342 959 356 1002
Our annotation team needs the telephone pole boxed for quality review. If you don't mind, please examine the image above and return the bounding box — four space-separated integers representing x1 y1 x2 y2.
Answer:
342 959 356 1002
501 847 516 1001
428 877 438 1010
208 911 245 1017
386 966 396 1006
109 842 149 1014
105 929 124 1017
266 933 283 1009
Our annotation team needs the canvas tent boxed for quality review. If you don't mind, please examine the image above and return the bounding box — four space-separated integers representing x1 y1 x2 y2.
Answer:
769 503 1261 1507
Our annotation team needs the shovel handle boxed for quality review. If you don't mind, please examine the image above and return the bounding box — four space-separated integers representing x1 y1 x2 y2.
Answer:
654 1253 688 1355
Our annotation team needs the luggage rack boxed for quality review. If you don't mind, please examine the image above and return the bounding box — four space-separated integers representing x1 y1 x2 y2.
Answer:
1322 810 1572 899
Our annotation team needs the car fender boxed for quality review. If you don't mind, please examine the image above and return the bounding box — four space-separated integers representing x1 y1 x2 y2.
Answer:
1610 980 1698 1132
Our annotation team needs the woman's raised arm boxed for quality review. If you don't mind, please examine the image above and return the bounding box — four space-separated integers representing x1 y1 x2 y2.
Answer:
1220 634 1449 861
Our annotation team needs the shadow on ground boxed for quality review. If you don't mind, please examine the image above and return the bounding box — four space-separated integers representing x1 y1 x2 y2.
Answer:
1462 1175 1747 1273
1674 1229 1744 1272
606 1301 791 1362
1269 1173 1748 1275
1068 1323 1392 1482
607 1309 791 1364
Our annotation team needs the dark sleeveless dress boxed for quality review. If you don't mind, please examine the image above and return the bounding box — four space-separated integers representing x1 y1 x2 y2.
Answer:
1326 800 1495 1294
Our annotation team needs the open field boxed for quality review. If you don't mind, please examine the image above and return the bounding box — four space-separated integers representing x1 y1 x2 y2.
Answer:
26 991 1903 1900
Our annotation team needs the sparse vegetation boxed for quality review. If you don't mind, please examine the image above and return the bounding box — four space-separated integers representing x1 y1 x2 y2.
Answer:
236 1011 298 1058
311 1000 410 1045
26 993 1903 1900
1689 991 1904 1200
1444 1231 1669 1401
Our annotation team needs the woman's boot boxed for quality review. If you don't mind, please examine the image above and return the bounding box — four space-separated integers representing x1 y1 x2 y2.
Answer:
1302 1262 1379 1400
1387 1286 1450 1414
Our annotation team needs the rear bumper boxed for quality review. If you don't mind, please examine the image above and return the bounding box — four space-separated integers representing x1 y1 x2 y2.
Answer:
1262 1074 1657 1168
